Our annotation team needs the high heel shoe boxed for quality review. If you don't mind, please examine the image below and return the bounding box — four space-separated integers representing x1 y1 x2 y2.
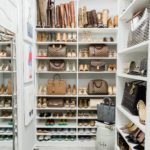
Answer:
71 50 76 57
112 86 116 95
37 98 42 108
62 33 67 42
84 64 89 71
137 100 146 125
107 18 113 28
71 61 76 72
56 32 61 42
72 33 77 42
42 98 47 108
79 64 84 71
72 85 76 95
67 50 72 57
108 86 113 95
70 99 76 108
65 100 70 108
67 84 71 95
113 16 118 27
7 80 12 95
67 33 72 42
0 84 5 95
66 61 70 71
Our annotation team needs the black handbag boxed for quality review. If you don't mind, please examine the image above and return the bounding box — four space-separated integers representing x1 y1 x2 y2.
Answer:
97 98 115 124
121 81 146 115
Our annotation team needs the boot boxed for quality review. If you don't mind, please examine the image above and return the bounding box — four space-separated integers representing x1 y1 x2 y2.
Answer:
46 0 51 27
36 0 42 27
113 15 118 27
7 80 12 95
69 1 76 28
83 6 88 27
56 5 61 28
97 12 104 28
65 3 71 28
38 0 47 27
107 18 113 28
78 8 83 28
60 4 66 28
102 9 109 28
51 0 55 28
91 10 98 27
87 11 92 28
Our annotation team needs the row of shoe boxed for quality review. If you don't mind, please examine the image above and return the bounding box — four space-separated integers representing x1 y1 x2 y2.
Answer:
37 135 76 142
78 128 96 134
37 98 76 108
79 136 96 141
37 32 77 42
79 32 115 42
37 128 76 134
37 49 77 58
0 111 12 117
79 63 116 72
78 7 118 28
0 128 12 133
38 111 76 118
0 81 12 95
0 50 11 57
78 120 95 126
0 62 12 71
37 60 76 72
0 99 12 108
79 48 117 58
37 0 76 28
78 112 96 118
0 135 12 141
120 122 145 150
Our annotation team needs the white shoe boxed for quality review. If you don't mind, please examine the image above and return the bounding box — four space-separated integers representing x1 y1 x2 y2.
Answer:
108 86 113 95
112 86 116 95
66 61 70 72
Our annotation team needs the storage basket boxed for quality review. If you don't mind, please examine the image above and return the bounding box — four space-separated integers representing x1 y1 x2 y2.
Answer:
127 5 150 47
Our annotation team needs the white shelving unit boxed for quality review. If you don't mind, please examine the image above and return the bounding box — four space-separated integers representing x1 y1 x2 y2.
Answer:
35 0 118 148
116 0 150 149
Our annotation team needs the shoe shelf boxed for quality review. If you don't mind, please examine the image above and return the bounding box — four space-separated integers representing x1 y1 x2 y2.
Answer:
78 95 116 98
118 40 149 54
119 0 149 20
79 57 117 60
36 95 77 98
36 28 77 32
78 108 97 111
36 133 77 136
116 126 136 150
78 42 117 45
36 57 77 60
78 71 116 74
36 71 77 74
37 117 77 120
117 106 145 133
36 107 77 110
36 42 77 46
36 125 77 129
117 73 148 82
78 28 118 33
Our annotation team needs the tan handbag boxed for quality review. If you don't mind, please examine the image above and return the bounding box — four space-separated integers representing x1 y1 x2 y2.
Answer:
87 79 108 95
47 45 66 57
90 60 106 71
47 99 64 107
47 74 66 95
49 60 65 71
89 45 109 57
89 99 104 108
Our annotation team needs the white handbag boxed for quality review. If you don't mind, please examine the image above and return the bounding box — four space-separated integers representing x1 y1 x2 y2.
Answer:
89 99 104 108
96 122 115 150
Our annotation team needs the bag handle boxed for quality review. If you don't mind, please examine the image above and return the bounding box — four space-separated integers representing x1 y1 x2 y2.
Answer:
94 45 105 50
93 80 102 88
53 74 61 80
103 97 113 105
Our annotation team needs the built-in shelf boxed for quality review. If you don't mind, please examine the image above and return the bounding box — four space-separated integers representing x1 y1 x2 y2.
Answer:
36 95 77 98
36 108 76 110
36 71 77 74
78 42 117 45
117 106 145 133
36 28 77 32
79 57 117 60
36 42 77 45
36 57 77 60
78 71 116 74
78 28 118 33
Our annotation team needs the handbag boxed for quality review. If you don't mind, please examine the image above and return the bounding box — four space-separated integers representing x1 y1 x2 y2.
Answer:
128 6 150 47
90 60 106 71
47 74 66 95
87 79 108 95
47 45 66 57
49 60 65 71
89 45 109 57
121 81 146 115
96 122 115 150
89 99 104 108
97 98 115 124
47 99 64 107
140 58 147 76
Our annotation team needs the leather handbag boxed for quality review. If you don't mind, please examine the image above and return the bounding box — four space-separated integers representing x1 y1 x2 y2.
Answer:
90 60 106 71
47 74 66 95
140 58 147 76
89 45 109 57
121 81 146 115
97 98 115 124
49 60 65 71
87 79 108 95
89 99 104 108
47 45 66 57
47 99 64 107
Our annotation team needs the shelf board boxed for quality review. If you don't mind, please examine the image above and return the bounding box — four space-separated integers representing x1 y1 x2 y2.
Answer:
36 125 77 129
37 117 76 120
118 41 149 54
116 126 136 150
37 95 77 98
36 107 76 110
117 73 147 81
78 117 97 119
78 71 116 74
78 42 117 45
0 95 13 97
78 108 97 111
0 133 12 135
119 0 150 20
0 125 12 128
36 71 77 74
0 107 12 110
36 42 77 45
78 126 97 129
36 57 77 60
79 57 117 60
36 133 76 136
0 71 16 73
78 28 118 33
36 28 77 32
0 117 12 119
0 42 12 45
78 95 116 98
0 57 16 60
117 106 145 133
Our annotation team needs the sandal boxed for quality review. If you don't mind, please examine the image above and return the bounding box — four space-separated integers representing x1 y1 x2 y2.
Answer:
137 100 146 125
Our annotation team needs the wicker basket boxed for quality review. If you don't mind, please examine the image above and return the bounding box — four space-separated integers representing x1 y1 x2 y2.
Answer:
127 5 150 47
